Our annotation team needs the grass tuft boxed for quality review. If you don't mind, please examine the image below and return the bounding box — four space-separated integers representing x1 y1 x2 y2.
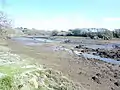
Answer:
0 76 12 90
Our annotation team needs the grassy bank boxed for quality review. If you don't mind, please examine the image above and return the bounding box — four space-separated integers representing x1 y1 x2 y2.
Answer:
0 42 84 90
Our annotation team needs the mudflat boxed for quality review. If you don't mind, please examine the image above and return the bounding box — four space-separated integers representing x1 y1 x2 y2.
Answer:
6 37 120 90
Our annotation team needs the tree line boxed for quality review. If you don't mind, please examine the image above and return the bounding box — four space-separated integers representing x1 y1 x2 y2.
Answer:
51 28 120 40
0 10 120 40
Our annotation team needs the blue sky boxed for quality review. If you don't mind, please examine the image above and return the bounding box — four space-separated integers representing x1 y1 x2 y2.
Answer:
0 0 120 30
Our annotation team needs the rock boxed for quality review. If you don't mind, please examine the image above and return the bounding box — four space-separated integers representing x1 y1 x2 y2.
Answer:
113 44 120 49
111 87 115 90
110 79 112 81
114 72 120 79
75 46 79 48
18 85 23 89
92 76 101 84
114 81 120 87
64 39 71 43
81 50 85 53
96 48 120 61
78 72 82 75
6 36 11 39
75 45 83 48
93 53 97 55
96 73 101 77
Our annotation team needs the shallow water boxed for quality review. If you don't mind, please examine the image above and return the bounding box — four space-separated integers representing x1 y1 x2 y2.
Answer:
74 51 120 64
85 43 120 50
11 37 120 64
82 53 120 64
11 37 54 45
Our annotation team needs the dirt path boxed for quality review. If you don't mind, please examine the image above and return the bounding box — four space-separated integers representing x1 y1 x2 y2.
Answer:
7 39 120 90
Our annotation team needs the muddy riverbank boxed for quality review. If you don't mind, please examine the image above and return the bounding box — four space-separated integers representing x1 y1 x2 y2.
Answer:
5 36 120 90
0 39 85 90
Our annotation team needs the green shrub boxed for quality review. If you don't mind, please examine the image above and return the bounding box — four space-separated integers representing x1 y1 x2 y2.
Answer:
51 30 58 36
113 29 120 38
0 76 12 90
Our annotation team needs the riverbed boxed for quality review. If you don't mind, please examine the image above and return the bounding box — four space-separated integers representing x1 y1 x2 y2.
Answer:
7 36 120 90
11 37 120 64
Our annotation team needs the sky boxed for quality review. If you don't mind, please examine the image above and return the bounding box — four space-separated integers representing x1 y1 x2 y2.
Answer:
0 0 120 30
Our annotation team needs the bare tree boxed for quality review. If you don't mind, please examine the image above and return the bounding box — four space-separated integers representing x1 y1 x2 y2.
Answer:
0 11 11 38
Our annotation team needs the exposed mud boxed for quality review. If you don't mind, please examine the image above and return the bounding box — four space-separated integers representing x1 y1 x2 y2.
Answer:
75 44 120 61
0 43 85 90
6 37 120 90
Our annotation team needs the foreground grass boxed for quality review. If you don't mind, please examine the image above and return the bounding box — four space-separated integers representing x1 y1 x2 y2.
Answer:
0 45 84 90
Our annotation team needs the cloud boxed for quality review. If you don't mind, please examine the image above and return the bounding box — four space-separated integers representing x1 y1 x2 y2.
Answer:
100 17 120 30
14 16 99 30
14 15 120 31
103 17 120 22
